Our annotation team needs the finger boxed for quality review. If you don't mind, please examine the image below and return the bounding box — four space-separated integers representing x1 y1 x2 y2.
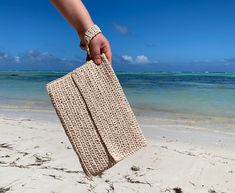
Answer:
102 44 112 65
90 44 102 65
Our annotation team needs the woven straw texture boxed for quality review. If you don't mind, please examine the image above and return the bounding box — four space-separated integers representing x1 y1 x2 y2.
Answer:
47 54 147 176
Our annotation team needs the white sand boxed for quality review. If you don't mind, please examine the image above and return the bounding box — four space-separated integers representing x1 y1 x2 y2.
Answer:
0 111 235 193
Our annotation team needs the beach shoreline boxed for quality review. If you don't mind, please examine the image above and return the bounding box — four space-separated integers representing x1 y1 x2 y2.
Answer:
0 109 235 193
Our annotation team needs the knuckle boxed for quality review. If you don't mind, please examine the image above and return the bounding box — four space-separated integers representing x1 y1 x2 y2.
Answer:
91 53 101 61
93 54 101 59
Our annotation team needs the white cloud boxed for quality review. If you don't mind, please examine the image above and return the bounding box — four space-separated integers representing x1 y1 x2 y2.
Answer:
14 56 21 63
135 55 150 64
0 50 84 71
121 55 134 63
113 23 129 35
121 55 152 64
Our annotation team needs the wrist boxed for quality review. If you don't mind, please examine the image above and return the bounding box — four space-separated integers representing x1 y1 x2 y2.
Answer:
78 24 102 53
77 21 94 40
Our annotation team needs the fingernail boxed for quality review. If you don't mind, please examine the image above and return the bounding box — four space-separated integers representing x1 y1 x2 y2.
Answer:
95 58 102 65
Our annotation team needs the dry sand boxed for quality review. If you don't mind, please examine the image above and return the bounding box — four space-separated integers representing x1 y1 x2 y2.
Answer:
0 111 235 193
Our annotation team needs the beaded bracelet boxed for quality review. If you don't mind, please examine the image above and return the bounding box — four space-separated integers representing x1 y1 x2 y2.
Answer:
80 24 102 56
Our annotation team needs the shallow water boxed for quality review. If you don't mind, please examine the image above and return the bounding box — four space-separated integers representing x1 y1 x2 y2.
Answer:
0 71 235 118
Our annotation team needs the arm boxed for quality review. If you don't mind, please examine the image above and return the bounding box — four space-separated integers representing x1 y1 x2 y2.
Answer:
50 0 112 65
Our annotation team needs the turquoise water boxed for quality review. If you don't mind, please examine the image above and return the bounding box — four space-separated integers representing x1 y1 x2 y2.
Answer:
0 71 235 118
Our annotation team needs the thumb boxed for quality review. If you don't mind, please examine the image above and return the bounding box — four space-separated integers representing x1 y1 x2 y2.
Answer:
90 44 102 65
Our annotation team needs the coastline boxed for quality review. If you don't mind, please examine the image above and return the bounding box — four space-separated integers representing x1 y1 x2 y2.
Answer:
0 109 235 193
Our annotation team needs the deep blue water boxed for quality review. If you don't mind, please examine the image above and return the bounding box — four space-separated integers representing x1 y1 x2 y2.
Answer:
0 71 235 117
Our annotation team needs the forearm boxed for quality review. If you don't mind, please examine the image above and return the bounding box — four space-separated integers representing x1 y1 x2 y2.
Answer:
50 0 112 65
50 0 94 38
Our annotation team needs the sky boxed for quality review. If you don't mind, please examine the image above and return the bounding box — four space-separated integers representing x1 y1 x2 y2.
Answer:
0 0 235 71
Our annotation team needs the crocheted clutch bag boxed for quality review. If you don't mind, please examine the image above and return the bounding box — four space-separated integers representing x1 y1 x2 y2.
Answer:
46 54 147 176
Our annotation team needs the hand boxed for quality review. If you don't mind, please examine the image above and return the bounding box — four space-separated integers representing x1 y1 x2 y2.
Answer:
86 33 112 65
